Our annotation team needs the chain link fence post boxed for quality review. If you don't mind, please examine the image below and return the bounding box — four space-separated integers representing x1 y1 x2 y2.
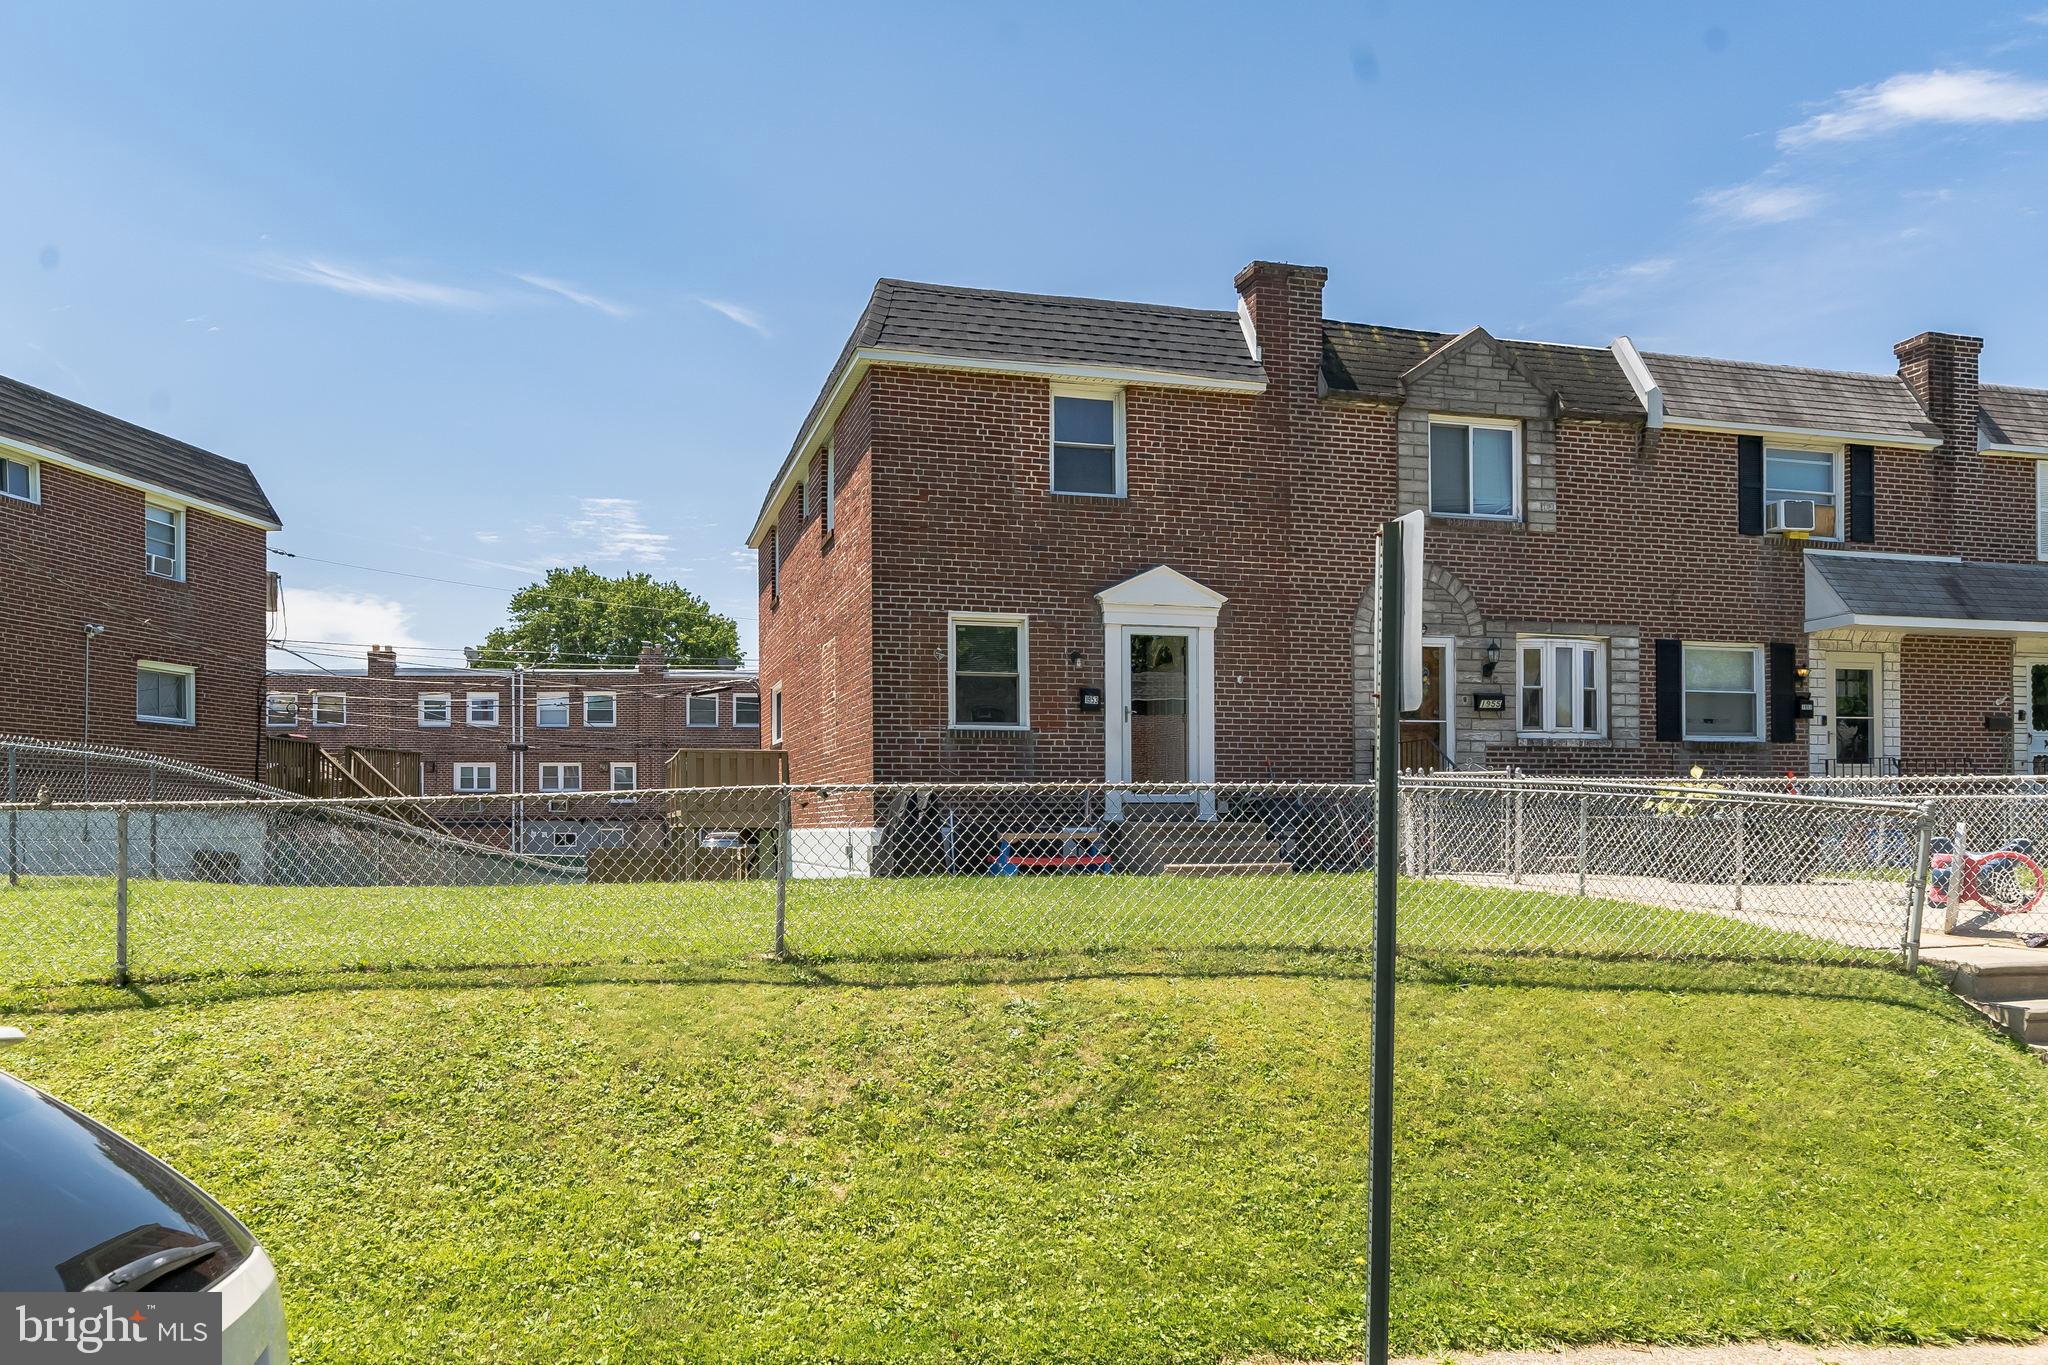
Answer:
5 742 17 888
1510 774 1525 884
1943 818 1968 935
1904 802 1935 971
1576 790 1589 899
114 804 130 985
1732 803 1746 914
773 785 791 959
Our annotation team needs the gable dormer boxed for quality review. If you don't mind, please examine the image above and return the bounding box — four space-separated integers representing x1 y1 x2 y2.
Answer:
1392 326 1560 532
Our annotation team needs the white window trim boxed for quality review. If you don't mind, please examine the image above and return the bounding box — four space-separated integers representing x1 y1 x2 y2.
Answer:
1515 637 1608 740
609 761 638 803
453 762 497 794
417 693 452 727
535 691 571 728
822 442 836 534
311 691 347 727
1681 642 1765 744
770 683 784 746
1427 415 1522 522
948 611 1031 731
1762 442 1845 542
143 500 187 581
466 691 501 726
0 454 39 504
685 692 719 728
2036 463 2047 562
732 692 761 728
1048 385 1127 499
539 762 582 793
264 691 298 726
584 692 617 728
135 661 196 727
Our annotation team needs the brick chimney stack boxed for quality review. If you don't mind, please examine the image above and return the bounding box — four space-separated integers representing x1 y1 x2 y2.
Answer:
637 643 667 677
366 644 398 678
1894 330 1983 461
1233 261 1328 410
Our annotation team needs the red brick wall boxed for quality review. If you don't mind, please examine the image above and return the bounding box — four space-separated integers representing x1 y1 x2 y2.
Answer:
1899 635 2012 774
0 461 269 779
263 653 757 796
758 380 875 789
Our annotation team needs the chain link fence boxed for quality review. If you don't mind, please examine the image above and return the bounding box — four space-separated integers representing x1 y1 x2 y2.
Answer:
0 759 1950 987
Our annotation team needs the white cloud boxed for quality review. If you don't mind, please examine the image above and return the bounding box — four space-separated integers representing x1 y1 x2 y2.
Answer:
273 587 420 660
1697 180 1824 224
253 258 494 308
513 272 635 318
473 530 500 544
1779 68 2048 149
1568 256 1678 309
696 297 770 336
565 497 671 566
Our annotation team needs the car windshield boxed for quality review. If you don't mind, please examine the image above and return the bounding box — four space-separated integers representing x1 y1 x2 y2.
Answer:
0 1072 253 1292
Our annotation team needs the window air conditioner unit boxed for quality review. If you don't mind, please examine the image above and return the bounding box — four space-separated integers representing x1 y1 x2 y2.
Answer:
1765 499 1817 538
146 553 181 579
546 798 571 814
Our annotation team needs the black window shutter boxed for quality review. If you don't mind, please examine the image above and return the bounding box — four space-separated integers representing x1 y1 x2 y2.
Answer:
1655 639 1684 742
1737 435 1764 535
1847 445 1875 543
1767 642 1797 744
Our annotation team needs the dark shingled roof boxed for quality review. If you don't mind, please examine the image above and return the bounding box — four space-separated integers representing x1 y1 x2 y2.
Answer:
1644 352 1940 445
0 373 278 526
1320 322 1643 419
1809 553 2048 624
1981 384 2048 451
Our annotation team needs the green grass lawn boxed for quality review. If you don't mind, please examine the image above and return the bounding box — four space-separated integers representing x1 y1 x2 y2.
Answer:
0 871 1884 989
5 952 2046 1364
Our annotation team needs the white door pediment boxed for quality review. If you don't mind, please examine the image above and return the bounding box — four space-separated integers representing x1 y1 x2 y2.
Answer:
1096 566 1227 626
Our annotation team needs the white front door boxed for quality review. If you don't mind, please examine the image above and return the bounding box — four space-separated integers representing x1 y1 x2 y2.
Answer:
1830 654 1882 773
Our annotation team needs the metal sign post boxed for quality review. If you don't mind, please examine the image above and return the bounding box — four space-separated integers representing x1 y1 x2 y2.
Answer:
1368 509 1421 1365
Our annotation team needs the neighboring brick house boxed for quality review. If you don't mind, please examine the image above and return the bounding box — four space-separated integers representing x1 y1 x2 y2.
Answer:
750 260 2048 808
263 646 757 851
0 373 280 782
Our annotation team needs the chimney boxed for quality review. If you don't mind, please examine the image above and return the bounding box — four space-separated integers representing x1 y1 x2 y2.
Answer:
637 643 667 677
1894 330 1983 461
367 644 398 678
1233 260 1328 407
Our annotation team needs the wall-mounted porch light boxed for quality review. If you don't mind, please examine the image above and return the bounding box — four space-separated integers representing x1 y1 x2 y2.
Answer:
1481 639 1500 678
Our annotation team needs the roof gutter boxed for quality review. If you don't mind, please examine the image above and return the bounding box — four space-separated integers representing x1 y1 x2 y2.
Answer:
1658 416 1942 450
747 349 1266 547
1609 336 1662 428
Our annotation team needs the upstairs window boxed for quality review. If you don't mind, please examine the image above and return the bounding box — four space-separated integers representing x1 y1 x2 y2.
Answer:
584 692 617 727
733 693 761 728
1763 446 1840 538
1428 418 1519 520
144 503 185 579
539 762 581 793
466 692 500 725
950 613 1029 729
822 442 836 534
685 693 718 728
0 455 36 503
264 692 298 726
536 692 570 728
1050 388 1124 497
1518 638 1606 738
312 692 347 726
136 662 194 726
417 694 452 727
1682 644 1763 742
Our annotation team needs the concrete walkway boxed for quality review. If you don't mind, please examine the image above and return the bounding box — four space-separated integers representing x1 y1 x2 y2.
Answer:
1363 1342 2048 1365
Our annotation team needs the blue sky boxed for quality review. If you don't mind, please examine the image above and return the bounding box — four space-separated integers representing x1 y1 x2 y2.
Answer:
4 2 2048 671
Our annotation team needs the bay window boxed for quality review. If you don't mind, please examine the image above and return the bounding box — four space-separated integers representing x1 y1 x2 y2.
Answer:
1517 638 1605 738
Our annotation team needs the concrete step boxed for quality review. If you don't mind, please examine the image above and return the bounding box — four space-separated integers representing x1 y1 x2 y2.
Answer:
1978 997 2048 1045
1936 953 2048 1003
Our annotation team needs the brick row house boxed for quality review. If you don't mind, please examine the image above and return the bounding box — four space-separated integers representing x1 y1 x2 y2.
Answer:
264 646 757 852
0 373 280 782
751 260 2048 822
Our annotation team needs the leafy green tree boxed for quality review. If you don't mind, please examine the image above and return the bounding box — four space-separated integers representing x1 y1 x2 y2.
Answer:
472 567 743 669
